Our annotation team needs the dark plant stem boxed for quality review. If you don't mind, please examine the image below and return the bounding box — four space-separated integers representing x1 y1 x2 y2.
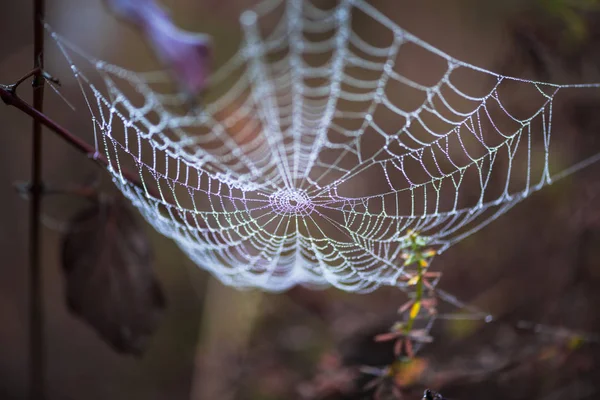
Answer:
30 0 45 398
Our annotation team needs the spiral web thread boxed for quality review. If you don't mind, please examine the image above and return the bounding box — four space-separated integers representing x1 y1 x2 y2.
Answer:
49 0 600 334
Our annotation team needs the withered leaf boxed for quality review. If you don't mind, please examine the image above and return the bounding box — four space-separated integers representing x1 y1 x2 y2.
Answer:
62 195 166 355
104 0 212 99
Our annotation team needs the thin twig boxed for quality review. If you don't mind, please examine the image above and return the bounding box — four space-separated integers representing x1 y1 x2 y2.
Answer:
4 67 59 96
30 0 45 398
9 68 41 93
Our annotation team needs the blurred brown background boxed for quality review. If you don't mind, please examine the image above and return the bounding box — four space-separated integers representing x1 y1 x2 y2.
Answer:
1 1 600 399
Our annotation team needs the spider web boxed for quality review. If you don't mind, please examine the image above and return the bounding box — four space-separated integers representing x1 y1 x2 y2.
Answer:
48 0 600 300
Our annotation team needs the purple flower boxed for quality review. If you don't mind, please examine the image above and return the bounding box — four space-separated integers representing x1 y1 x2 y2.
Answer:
105 0 212 98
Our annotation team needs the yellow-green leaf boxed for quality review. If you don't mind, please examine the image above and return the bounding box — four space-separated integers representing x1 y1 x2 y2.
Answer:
409 301 421 320
423 249 437 258
407 275 419 285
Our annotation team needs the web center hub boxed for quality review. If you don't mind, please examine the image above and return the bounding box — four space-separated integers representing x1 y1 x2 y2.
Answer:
269 189 315 216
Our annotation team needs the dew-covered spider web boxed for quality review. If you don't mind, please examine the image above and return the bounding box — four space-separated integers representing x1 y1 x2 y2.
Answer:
48 0 600 306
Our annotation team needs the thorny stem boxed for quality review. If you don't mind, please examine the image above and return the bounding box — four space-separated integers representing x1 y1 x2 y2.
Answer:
31 0 46 397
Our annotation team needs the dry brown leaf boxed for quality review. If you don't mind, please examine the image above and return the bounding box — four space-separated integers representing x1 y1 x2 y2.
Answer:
61 194 166 355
